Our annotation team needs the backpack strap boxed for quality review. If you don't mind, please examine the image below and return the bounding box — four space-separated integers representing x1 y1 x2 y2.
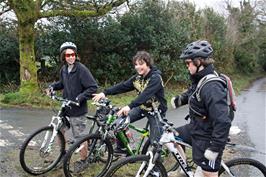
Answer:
196 72 226 102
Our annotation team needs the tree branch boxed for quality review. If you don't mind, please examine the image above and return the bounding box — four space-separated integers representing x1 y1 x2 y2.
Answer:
40 9 101 18
39 0 126 18
0 0 11 16
0 7 11 16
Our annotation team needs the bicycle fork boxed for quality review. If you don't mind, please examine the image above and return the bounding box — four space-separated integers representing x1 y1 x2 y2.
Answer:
160 131 192 177
136 151 155 177
221 161 235 177
165 142 193 177
40 117 60 154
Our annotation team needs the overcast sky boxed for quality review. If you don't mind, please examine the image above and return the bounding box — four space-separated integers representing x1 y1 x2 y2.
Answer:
0 0 248 21
190 0 240 9
181 0 243 15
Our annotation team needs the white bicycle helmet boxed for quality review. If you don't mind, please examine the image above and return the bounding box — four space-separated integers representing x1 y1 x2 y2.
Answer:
60 42 77 53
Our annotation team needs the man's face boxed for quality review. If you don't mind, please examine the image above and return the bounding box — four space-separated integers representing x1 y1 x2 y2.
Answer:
65 49 76 65
185 59 197 75
134 59 150 76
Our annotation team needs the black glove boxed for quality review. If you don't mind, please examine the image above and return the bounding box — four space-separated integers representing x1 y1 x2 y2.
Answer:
170 95 182 109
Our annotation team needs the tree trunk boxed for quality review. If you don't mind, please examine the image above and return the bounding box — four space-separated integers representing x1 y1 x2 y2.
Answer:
18 22 39 94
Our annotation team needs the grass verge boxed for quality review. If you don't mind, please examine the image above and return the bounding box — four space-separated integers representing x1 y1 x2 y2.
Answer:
1 72 265 110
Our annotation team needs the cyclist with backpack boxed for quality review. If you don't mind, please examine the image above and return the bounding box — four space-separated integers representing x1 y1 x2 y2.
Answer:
92 51 167 154
171 40 233 177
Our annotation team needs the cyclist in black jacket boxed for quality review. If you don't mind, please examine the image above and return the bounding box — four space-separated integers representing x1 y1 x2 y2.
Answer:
93 51 167 153
171 40 232 177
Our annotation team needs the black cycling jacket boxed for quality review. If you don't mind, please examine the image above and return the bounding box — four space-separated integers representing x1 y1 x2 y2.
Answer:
179 65 231 152
51 61 98 117
103 66 167 114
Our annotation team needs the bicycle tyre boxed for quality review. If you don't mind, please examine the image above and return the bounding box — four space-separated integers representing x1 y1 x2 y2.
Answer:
63 133 113 177
219 158 266 177
142 139 179 172
105 154 167 177
19 126 65 175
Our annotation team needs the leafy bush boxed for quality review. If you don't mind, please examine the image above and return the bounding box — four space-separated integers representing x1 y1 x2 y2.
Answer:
0 21 19 85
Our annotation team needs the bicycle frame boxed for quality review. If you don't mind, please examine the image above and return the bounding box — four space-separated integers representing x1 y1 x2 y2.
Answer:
160 132 193 177
92 113 150 156
40 94 79 155
82 99 164 159
121 102 164 156
138 120 255 177
40 116 64 154
86 100 151 156
129 124 149 153
117 122 150 156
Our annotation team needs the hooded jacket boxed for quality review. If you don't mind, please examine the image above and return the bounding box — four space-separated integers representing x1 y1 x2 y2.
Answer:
179 65 231 152
103 66 167 114
51 61 98 117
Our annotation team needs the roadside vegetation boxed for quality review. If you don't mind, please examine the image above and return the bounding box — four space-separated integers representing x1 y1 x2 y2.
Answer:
0 71 264 110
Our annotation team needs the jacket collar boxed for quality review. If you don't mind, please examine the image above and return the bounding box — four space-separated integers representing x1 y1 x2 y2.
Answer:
190 64 215 84
140 65 160 80
63 62 78 73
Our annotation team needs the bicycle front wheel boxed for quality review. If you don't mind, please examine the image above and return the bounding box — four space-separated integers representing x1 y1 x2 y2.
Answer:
219 158 266 177
142 140 179 172
19 126 65 175
63 134 113 177
105 154 168 177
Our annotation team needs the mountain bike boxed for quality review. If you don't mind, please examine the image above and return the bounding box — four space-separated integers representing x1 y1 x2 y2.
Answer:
19 92 109 175
105 118 266 177
63 99 178 177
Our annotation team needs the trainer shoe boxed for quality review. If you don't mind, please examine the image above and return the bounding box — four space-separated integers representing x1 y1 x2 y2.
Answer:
73 160 89 173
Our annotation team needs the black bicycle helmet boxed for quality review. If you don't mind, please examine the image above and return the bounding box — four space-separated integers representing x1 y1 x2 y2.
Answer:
180 40 213 60
60 42 77 53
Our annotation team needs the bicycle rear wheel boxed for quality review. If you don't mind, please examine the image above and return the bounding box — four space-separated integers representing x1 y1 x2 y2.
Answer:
19 126 65 175
219 158 266 177
105 154 167 177
63 134 113 177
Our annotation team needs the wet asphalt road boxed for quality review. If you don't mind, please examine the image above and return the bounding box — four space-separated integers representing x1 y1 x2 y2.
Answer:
0 77 265 176
232 77 266 163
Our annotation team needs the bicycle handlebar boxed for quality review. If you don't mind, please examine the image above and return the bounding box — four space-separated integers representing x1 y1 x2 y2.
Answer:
91 98 120 114
50 91 80 107
91 98 111 107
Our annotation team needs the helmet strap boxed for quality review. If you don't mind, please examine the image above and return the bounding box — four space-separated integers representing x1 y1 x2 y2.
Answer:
191 58 200 72
196 64 202 72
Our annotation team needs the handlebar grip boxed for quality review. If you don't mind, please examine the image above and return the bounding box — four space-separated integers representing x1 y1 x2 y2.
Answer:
91 98 110 107
68 100 80 106
73 102 80 106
